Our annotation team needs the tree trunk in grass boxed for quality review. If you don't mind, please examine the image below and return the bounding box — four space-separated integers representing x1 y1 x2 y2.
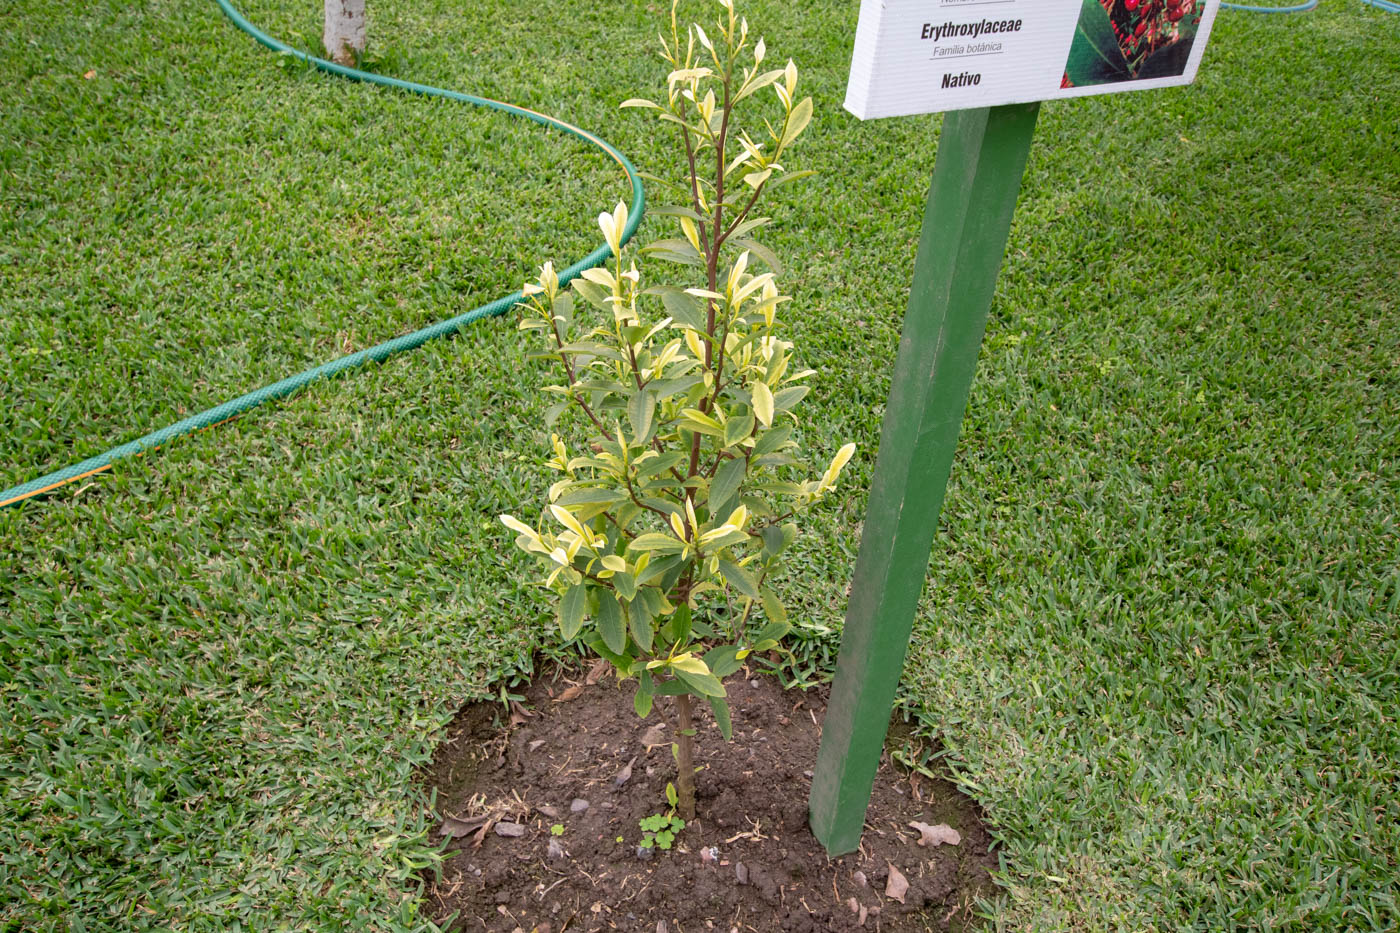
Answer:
324 0 365 66
674 694 697 821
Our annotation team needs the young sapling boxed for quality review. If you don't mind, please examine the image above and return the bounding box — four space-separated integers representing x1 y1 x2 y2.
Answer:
501 0 853 822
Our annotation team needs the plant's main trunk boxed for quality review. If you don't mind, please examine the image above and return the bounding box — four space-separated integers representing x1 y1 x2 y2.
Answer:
323 0 366 66
674 693 697 821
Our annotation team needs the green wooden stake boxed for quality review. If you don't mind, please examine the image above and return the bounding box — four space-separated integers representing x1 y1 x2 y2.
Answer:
809 102 1041 856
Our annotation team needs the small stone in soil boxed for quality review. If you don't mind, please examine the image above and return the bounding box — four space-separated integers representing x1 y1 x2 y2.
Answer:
570 798 590 813
853 870 868 889
494 821 526 838
735 862 749 885
636 845 654 861
547 837 566 861
536 804 561 819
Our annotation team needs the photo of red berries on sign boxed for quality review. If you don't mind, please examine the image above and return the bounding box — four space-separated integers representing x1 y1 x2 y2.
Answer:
1063 0 1207 87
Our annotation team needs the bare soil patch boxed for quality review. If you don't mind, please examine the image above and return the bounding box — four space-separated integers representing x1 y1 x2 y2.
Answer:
421 666 997 932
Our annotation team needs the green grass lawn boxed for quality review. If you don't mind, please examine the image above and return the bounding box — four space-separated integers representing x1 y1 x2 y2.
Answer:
2 1 1397 930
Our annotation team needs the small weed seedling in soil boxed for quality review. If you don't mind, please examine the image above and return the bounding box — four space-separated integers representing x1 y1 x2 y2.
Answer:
638 782 686 851
639 813 685 851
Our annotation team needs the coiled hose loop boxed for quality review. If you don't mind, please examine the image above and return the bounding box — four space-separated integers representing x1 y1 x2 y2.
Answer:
1 0 645 509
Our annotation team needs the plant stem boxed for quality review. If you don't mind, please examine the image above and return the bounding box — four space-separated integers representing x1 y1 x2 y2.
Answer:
674 692 697 821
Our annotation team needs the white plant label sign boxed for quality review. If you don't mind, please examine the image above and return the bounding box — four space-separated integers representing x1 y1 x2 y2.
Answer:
846 0 1220 119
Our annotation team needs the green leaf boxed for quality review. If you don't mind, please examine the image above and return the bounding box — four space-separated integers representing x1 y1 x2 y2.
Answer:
544 400 569 426
704 644 745 678
732 237 783 276
559 583 587 640
700 528 749 550
629 391 656 443
630 533 685 553
708 457 746 515
643 247 705 268
654 678 692 696
556 487 627 508
582 631 633 670
773 384 809 412
743 167 773 189
754 620 791 646
717 558 760 599
760 524 788 557
660 289 707 331
751 425 792 458
642 238 702 260
673 667 726 698
571 277 611 311
759 586 788 624
648 373 703 401
670 602 693 644
635 450 687 478
679 408 725 437
646 204 703 221
708 695 733 741
723 408 755 448
634 681 654 718
764 169 817 192
628 597 654 653
596 595 627 654
638 554 685 585
551 291 575 323
612 570 637 601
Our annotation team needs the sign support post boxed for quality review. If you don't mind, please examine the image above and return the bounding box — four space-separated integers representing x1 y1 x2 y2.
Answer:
809 101 1041 856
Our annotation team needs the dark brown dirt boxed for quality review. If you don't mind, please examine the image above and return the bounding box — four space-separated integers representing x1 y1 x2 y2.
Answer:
420 666 997 932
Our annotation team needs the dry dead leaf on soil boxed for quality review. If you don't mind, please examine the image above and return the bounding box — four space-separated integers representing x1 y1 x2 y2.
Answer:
554 685 583 703
909 820 961 847
585 658 612 684
438 814 490 839
884 863 908 904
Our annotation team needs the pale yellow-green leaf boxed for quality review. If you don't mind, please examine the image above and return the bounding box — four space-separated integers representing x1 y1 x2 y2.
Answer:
549 504 588 540
670 655 711 677
752 381 774 427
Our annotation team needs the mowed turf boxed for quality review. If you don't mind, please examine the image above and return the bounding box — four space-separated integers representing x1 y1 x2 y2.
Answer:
2 1 1397 930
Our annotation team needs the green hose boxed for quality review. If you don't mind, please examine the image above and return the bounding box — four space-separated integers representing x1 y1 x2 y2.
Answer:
1 0 645 509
